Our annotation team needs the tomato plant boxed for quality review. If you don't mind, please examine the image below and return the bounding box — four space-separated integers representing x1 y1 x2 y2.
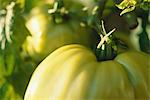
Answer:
0 0 149 99
24 44 150 100
24 21 150 100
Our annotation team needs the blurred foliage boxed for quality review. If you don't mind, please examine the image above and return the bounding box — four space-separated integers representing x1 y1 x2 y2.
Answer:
0 78 21 100
0 1 36 99
116 0 150 15
116 0 137 15
0 0 25 9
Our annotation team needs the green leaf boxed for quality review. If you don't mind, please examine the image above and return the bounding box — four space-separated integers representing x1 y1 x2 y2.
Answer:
116 0 137 15
120 6 136 16
0 46 16 77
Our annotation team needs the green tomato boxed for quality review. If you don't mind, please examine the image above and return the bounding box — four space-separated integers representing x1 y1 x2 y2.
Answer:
25 44 150 100
23 6 98 62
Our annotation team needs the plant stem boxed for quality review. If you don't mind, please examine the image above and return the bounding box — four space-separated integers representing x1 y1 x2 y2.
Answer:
95 20 117 61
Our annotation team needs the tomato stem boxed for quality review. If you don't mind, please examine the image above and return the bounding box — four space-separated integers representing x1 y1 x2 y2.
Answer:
95 20 117 61
97 28 116 49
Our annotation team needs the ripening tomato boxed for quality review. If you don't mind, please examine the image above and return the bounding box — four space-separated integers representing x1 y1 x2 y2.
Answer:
24 44 150 100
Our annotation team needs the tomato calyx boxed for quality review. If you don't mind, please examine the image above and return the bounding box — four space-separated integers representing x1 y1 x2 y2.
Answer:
95 20 117 61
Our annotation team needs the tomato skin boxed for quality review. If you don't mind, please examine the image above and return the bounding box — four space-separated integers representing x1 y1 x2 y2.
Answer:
24 44 150 100
23 6 98 62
